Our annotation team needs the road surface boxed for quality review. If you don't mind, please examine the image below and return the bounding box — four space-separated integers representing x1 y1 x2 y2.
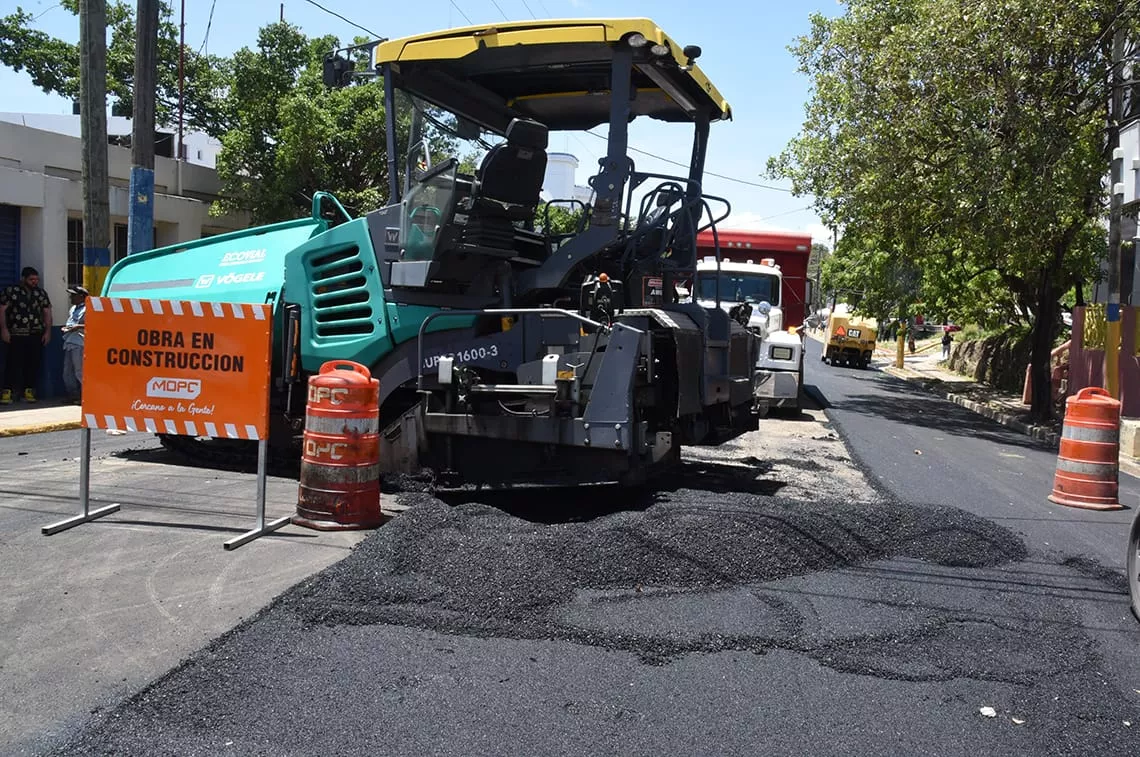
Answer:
21 344 1140 756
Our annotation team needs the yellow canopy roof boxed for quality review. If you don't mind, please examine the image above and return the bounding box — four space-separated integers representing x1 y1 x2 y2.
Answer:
373 18 732 133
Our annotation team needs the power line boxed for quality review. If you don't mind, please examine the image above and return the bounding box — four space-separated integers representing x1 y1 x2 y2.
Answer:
489 0 510 21
32 3 61 21
198 0 217 54
449 0 473 24
301 0 383 38
582 129 796 192
519 0 537 19
536 0 551 15
756 205 815 221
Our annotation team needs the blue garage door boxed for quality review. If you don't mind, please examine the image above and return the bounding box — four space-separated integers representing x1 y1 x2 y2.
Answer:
0 204 19 288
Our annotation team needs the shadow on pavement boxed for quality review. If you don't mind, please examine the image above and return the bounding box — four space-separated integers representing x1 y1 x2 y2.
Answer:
814 373 1055 452
436 458 789 525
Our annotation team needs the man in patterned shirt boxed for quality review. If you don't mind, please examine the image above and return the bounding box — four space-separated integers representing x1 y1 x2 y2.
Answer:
0 266 53 404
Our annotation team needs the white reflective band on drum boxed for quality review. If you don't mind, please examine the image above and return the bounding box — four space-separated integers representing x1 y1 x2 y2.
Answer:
304 414 380 435
299 461 381 483
1062 425 1119 443
1056 458 1118 476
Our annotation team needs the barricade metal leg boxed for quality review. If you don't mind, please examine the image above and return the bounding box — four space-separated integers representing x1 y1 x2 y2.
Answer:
223 438 291 550
42 427 121 535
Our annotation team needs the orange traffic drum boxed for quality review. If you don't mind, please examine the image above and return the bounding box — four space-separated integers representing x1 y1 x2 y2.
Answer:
294 361 387 530
1048 387 1123 511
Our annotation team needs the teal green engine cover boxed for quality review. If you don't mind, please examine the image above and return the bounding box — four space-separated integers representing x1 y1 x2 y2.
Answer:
101 216 327 305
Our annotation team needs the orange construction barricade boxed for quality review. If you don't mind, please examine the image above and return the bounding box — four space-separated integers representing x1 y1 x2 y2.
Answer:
1047 387 1123 511
294 361 387 530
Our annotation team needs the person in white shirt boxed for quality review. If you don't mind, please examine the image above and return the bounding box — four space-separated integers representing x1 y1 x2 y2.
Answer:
61 286 88 403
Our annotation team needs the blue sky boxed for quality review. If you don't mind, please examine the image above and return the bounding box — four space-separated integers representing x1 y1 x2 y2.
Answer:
1 0 841 245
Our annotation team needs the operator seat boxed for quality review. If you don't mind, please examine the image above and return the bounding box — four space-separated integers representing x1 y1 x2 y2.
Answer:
459 118 549 255
472 117 549 216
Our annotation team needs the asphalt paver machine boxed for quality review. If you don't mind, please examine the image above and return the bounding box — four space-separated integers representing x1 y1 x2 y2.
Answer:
100 18 767 487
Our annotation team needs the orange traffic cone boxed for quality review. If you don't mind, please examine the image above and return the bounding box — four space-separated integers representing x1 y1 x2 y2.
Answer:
1047 387 1123 510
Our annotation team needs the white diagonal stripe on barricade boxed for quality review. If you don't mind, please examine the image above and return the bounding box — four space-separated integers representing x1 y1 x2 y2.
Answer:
225 423 239 438
164 420 178 434
110 298 124 313
245 425 259 439
89 298 104 312
230 303 245 319
104 415 118 430
129 299 143 314
190 301 203 317
253 306 266 320
204 422 218 438
144 418 157 433
184 420 198 436
211 302 224 318
85 413 98 428
171 300 184 316
150 299 164 315
124 417 138 432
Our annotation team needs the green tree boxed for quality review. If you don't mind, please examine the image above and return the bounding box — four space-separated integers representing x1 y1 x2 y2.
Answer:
213 23 460 223
769 0 1138 421
535 202 588 235
0 1 228 136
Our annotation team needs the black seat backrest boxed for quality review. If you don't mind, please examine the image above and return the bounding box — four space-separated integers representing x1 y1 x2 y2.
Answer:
475 118 549 210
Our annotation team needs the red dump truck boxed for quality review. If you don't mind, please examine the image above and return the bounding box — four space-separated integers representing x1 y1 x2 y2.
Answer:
695 228 813 329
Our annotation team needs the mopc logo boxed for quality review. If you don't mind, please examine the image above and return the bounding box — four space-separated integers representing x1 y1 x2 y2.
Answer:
194 274 215 288
147 377 202 399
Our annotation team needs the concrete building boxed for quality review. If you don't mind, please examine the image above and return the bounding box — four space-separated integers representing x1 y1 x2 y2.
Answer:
541 152 594 208
0 113 222 168
0 117 247 399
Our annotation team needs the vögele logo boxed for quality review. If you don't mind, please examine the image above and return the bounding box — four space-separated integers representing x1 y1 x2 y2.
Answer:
147 377 202 399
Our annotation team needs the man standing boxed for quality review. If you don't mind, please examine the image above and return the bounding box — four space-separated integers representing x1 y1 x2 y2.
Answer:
0 267 53 404
61 285 88 403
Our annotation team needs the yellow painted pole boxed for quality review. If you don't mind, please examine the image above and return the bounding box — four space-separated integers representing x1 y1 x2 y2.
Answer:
1107 308 1121 399
896 328 905 368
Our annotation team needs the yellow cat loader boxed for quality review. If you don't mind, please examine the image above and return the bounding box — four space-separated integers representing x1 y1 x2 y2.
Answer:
822 314 877 368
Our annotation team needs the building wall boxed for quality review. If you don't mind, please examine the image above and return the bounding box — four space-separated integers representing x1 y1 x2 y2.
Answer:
541 152 594 209
0 121 248 399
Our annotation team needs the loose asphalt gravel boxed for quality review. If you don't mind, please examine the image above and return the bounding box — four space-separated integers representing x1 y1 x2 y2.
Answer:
11 339 1138 756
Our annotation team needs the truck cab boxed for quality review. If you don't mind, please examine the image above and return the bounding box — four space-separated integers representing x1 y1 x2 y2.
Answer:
692 257 803 412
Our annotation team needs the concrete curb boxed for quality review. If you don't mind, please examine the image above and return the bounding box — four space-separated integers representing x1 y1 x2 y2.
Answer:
0 420 82 438
880 365 1061 448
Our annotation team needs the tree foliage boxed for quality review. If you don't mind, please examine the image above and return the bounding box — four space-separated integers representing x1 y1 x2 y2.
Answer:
535 202 588 235
0 1 228 136
211 24 460 224
768 0 1139 419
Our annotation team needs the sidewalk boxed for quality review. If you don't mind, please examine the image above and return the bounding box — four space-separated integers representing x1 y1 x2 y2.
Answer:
870 338 1062 445
0 399 82 437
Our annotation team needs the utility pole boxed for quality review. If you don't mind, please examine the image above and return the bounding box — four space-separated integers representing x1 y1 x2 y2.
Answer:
1107 21 1127 400
177 0 185 195
80 0 110 294
128 0 159 256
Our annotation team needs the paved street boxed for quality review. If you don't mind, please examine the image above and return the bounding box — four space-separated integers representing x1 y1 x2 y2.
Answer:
0 431 367 757
6 343 1140 756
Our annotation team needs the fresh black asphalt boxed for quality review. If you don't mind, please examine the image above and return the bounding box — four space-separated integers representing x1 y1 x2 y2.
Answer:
41 340 1140 756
